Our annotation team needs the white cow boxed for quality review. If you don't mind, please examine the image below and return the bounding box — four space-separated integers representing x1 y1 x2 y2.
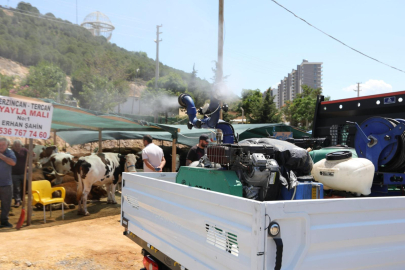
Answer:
74 153 137 215
49 153 75 185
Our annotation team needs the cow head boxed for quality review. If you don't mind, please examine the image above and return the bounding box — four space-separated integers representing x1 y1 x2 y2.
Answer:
125 154 137 172
49 153 75 185
36 145 59 165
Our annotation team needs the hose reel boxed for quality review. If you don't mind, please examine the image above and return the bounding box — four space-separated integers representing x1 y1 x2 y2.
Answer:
352 117 405 172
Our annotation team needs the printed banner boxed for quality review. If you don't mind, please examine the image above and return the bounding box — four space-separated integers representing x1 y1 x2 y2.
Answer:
274 131 293 140
0 96 53 139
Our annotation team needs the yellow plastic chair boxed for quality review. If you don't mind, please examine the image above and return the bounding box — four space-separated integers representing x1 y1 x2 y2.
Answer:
32 180 66 223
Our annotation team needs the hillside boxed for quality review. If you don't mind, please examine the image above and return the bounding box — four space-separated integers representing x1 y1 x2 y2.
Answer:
0 2 192 81
0 2 218 111
0 56 28 78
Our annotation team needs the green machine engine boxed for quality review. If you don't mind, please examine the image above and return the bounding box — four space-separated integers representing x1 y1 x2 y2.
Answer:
176 167 243 197
176 143 282 201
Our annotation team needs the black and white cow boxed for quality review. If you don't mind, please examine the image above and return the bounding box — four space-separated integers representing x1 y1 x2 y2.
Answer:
49 153 75 185
32 145 58 167
73 153 137 216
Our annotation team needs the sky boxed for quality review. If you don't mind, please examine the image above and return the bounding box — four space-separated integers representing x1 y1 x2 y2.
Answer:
5 0 405 100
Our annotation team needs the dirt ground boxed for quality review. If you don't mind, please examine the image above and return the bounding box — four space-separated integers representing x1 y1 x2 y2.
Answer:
0 194 144 270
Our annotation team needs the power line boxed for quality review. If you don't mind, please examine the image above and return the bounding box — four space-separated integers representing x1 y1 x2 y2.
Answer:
0 6 78 27
0 7 148 40
270 0 405 74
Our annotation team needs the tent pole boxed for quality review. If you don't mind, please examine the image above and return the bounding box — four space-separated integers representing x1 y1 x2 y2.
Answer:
27 138 34 226
53 130 57 145
98 130 102 153
171 138 176 172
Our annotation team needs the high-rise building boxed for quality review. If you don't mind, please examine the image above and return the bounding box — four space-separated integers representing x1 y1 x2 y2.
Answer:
276 59 323 109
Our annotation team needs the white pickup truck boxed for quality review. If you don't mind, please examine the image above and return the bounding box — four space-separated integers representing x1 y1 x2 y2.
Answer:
121 172 405 270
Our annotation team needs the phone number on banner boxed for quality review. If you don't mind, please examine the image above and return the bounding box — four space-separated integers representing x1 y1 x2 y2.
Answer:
0 128 48 138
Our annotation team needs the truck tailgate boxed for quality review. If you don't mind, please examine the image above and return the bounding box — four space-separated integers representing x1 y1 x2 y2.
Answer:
264 197 405 269
121 172 266 270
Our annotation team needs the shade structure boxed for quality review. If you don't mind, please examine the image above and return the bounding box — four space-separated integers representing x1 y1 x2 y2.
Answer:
57 123 310 147
9 94 177 134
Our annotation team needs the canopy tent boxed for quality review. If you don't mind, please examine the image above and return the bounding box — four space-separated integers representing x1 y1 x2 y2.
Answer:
234 123 309 141
57 123 310 147
9 94 180 171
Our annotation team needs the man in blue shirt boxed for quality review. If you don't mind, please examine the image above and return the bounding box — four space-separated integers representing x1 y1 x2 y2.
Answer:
0 137 16 228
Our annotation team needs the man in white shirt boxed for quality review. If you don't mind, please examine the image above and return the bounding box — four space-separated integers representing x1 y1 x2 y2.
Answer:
142 135 166 172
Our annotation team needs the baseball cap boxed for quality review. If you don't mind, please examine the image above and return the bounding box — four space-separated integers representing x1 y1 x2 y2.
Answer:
199 134 210 142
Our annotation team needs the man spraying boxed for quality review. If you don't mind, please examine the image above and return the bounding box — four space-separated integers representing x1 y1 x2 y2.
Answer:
186 134 210 166
142 135 166 172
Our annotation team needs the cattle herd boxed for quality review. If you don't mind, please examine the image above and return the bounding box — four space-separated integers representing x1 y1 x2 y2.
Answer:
30 145 138 216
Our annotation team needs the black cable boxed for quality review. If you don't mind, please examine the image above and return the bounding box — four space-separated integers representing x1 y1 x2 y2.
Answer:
270 0 405 74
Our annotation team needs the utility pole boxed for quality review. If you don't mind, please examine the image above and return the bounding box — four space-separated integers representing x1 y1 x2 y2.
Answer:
154 24 162 123
354 82 361 97
217 0 224 120
154 25 163 90
57 83 61 103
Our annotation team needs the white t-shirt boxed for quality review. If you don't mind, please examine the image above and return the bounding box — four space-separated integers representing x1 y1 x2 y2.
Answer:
142 143 164 172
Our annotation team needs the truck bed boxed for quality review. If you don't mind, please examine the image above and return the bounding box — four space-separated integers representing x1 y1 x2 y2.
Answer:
121 172 405 270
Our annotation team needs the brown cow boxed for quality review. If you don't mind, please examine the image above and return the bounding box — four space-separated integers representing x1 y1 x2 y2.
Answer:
52 175 107 205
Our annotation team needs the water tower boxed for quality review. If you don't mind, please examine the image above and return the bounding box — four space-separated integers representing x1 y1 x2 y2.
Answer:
81 11 115 41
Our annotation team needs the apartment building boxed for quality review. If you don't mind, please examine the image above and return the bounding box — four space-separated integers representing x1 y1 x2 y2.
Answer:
275 59 323 109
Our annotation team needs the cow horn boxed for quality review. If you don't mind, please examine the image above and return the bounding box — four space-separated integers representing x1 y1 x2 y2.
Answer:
51 161 67 177
54 171 66 177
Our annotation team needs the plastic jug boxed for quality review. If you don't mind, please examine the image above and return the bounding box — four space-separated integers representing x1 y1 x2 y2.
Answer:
309 146 358 163
311 151 374 195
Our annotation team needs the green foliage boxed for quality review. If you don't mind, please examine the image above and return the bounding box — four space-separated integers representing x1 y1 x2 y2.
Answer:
80 75 128 113
17 2 39 14
236 89 281 123
258 90 281 123
23 62 67 99
146 73 187 94
238 89 263 122
0 74 16 96
283 85 330 130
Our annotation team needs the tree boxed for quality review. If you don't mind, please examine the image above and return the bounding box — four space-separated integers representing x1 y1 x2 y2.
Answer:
280 100 296 126
24 62 67 100
259 90 281 123
0 74 16 96
186 64 210 108
238 89 263 122
17 2 40 14
285 85 330 130
80 75 119 112
146 73 187 94
188 64 198 93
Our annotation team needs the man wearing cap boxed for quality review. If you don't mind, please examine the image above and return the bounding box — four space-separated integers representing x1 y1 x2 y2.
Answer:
186 134 210 166
142 135 166 172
